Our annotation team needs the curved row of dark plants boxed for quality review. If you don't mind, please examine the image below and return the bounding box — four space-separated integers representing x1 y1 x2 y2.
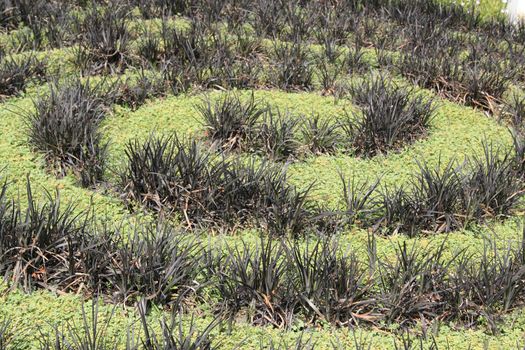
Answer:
1 178 525 335
0 305 483 350
199 76 435 159
121 132 525 237
2 0 525 112
18 72 525 236
20 73 434 191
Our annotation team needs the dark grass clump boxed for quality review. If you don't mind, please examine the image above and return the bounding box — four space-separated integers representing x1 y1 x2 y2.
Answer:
16 1 73 50
0 0 45 31
0 0 19 30
405 159 465 234
300 114 341 155
252 109 302 161
0 179 91 292
463 143 523 222
110 225 202 306
341 175 380 227
375 159 474 236
139 313 220 350
0 178 202 307
0 54 46 99
272 41 314 91
40 301 222 349
114 70 166 111
345 75 435 157
24 78 112 187
42 301 119 350
211 238 293 327
511 129 525 180
129 0 192 19
136 27 163 65
452 239 525 333
120 134 220 216
197 93 267 151
288 239 372 326
75 5 131 74
121 134 315 235
505 95 525 177
458 45 516 112
376 241 455 327
159 21 212 90
503 93 525 133
342 143 524 236
397 35 516 113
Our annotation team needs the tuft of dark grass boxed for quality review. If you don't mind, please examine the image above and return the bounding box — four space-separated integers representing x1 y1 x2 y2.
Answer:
75 5 131 74
24 78 112 187
261 172 315 236
272 41 314 91
41 300 120 350
252 109 302 161
341 175 380 227
0 54 46 99
503 93 525 133
288 239 373 326
159 21 211 90
251 0 285 37
511 130 525 178
373 159 465 236
463 143 523 222
345 41 368 75
121 134 315 234
408 159 465 234
114 70 166 111
129 0 191 19
345 75 435 157
459 47 516 112
315 57 345 95
369 145 524 236
139 305 220 350
120 134 216 216
452 239 525 333
301 114 340 155
376 241 456 327
397 35 515 112
137 27 163 65
110 225 202 306
0 178 88 291
197 93 267 151
215 237 293 327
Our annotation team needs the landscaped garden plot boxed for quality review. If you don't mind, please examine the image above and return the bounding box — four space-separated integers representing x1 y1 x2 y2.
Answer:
1 0 525 348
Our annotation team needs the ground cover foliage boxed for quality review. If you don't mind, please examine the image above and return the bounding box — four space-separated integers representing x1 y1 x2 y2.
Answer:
2 0 525 348
2 177 525 335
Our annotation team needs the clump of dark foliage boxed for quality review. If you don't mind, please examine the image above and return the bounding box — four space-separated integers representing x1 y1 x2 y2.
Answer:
198 93 343 159
344 75 435 157
114 70 166 110
252 109 303 161
23 78 113 187
0 53 46 98
197 92 267 151
339 142 524 236
74 5 131 74
120 133 314 235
